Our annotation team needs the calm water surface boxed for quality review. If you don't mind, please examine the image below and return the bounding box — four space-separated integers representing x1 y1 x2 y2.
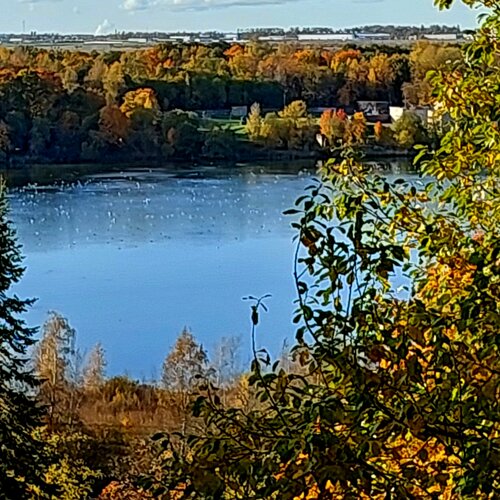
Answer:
8 162 415 377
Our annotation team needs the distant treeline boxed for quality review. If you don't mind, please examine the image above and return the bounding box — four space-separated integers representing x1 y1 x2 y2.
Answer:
0 41 461 164
25 312 256 498
238 24 468 37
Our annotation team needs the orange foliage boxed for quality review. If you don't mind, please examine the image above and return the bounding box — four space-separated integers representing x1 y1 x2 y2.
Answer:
120 88 159 118
319 109 348 145
330 49 362 71
320 50 334 66
336 108 347 121
142 48 162 70
0 68 16 83
294 49 318 65
224 45 244 58
99 481 150 499
319 109 335 134
162 58 174 69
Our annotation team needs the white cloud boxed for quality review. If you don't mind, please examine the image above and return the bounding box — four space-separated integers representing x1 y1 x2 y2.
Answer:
123 0 159 10
95 19 115 36
121 0 310 12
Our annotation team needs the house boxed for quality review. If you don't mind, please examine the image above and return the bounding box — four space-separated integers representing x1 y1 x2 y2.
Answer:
357 101 390 122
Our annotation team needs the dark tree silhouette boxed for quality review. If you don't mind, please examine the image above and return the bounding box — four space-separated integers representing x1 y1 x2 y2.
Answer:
0 181 47 498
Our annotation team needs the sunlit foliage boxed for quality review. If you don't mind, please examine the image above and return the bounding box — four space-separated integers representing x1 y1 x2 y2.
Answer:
144 1 500 498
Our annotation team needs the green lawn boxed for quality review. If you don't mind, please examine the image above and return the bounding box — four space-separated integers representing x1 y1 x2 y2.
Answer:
200 118 247 136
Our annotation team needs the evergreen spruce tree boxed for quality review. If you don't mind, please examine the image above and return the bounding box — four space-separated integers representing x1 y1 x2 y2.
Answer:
0 181 47 498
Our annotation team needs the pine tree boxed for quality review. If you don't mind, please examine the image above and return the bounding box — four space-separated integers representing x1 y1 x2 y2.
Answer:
0 181 47 498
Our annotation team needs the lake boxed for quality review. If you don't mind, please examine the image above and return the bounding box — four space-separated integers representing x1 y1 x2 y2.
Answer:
6 161 414 378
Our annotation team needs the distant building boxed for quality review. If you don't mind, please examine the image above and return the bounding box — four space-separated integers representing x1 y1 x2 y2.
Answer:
423 34 458 41
257 35 287 42
84 40 124 45
358 101 390 122
169 35 192 43
222 33 239 42
389 106 405 123
355 33 391 40
297 33 355 42
127 37 148 44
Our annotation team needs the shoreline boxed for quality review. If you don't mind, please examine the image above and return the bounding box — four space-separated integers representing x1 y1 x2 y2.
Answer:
0 149 415 187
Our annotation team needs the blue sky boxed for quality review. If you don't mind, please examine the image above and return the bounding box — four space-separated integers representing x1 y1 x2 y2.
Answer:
2 0 481 34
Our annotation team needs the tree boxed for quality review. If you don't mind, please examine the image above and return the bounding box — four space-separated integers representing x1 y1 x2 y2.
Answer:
83 343 107 392
127 108 163 160
0 181 48 497
162 110 202 158
34 312 81 430
53 110 83 162
260 112 284 149
279 100 307 122
212 336 242 389
85 57 108 92
202 126 239 160
374 120 384 142
319 108 347 146
148 1 500 498
330 49 361 73
403 41 463 106
344 111 367 145
120 88 159 118
60 67 79 93
391 110 429 149
37 430 103 500
373 120 394 147
98 104 130 147
367 54 396 96
103 61 125 105
162 328 209 438
0 120 11 162
29 117 52 158
162 328 209 394
245 102 262 141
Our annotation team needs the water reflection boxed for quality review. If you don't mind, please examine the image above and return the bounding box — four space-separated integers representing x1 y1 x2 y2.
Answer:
8 162 416 377
9 167 314 252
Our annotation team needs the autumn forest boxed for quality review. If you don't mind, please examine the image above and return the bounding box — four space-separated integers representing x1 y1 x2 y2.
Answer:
0 40 460 165
1 0 500 498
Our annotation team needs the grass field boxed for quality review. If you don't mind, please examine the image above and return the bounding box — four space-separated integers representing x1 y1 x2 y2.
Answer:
200 118 247 136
